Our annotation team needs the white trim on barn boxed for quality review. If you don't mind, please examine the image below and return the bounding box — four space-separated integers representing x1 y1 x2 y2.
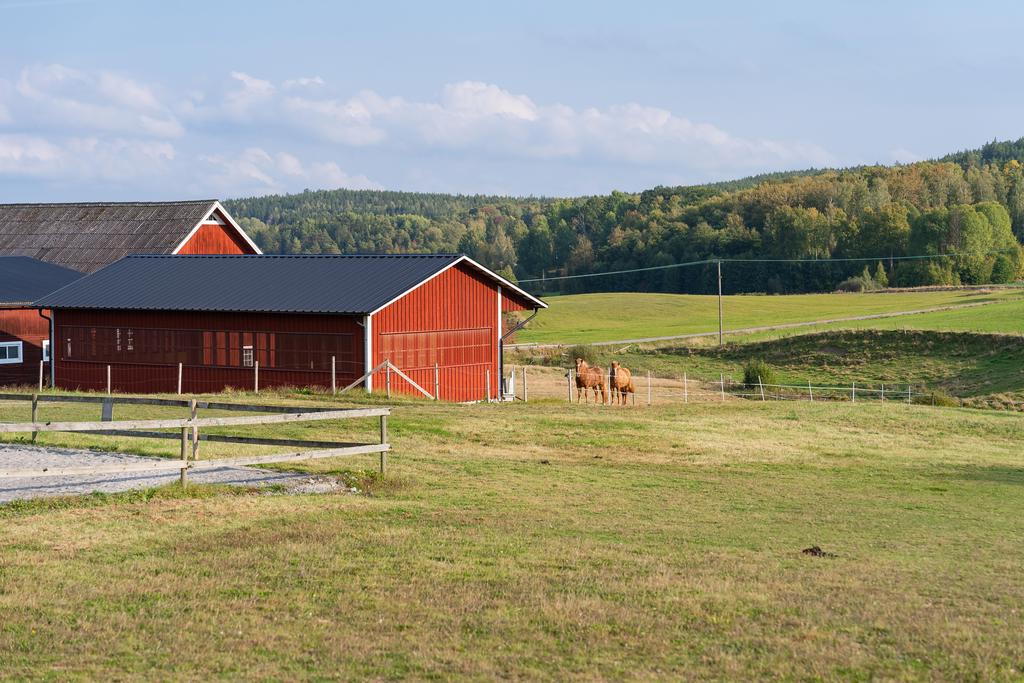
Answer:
170 201 263 256
364 314 373 393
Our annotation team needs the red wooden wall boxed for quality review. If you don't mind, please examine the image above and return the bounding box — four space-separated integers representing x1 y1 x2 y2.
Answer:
0 308 48 386
54 309 362 394
373 262 501 402
176 222 256 255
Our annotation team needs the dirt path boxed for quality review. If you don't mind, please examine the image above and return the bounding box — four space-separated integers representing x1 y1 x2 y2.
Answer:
509 299 1000 349
0 445 317 503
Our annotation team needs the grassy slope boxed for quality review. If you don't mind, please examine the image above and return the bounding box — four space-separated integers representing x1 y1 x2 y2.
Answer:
518 290 1024 344
1 392 1024 679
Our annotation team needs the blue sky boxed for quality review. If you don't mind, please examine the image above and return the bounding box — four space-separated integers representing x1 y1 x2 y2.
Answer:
1 0 1022 201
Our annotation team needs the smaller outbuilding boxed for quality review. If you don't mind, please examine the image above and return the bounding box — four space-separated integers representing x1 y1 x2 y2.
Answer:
0 256 82 386
36 254 546 401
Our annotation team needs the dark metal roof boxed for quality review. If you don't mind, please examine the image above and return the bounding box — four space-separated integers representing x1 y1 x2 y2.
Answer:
36 254 477 314
0 256 83 305
0 200 219 273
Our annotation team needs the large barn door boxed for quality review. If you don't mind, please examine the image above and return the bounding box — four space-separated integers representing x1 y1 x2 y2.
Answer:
377 327 492 401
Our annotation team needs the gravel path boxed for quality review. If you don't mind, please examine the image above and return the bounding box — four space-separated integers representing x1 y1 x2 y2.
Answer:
0 445 315 503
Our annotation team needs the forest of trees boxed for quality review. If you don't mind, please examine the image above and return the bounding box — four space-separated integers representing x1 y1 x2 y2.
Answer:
224 138 1024 295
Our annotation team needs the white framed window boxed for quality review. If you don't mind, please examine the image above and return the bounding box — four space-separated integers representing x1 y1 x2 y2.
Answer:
42 339 50 362
0 341 23 365
242 345 254 367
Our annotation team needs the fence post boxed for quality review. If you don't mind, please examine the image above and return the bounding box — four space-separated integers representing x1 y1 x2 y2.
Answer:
385 362 392 399
907 384 911 404
106 365 111 396
758 375 765 401
254 361 260 394
31 393 38 443
808 380 813 402
881 383 885 402
852 382 856 403
177 362 183 395
331 356 337 395
683 372 688 404
485 369 491 403
189 398 199 463
567 370 573 403
720 373 725 402
523 366 528 403
379 414 388 474
647 371 652 406
179 427 188 487
38 361 44 392
434 362 440 401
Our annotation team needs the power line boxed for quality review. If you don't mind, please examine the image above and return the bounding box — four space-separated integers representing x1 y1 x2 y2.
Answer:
518 249 1020 284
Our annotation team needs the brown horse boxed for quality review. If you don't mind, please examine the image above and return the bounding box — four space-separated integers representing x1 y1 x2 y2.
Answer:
610 361 635 405
573 358 607 404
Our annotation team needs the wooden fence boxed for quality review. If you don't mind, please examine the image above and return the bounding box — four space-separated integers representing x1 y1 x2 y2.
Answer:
0 393 391 484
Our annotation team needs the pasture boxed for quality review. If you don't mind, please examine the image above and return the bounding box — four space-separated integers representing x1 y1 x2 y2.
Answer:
1 391 1023 679
517 289 1024 345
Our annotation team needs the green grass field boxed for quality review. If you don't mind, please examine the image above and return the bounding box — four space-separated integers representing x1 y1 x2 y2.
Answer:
518 289 1024 344
1 391 1023 679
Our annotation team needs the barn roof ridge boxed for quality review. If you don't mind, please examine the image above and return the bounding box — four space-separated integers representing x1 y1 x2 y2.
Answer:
0 199 217 207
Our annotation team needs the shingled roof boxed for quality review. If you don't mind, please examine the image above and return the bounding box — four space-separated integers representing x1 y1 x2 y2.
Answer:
36 254 546 314
0 256 82 305
0 200 250 273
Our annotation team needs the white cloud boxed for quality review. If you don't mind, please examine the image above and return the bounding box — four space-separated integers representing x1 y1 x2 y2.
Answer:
0 133 174 181
15 64 183 137
283 76 325 89
198 147 381 196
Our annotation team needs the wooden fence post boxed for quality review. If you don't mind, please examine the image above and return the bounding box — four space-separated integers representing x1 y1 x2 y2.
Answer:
523 367 528 403
179 427 188 487
177 362 183 395
254 361 260 394
485 369 491 403
385 362 392 399
433 362 440 401
106 365 111 396
880 383 885 402
189 398 199 463
379 413 388 474
331 356 337 395
567 370 573 403
852 382 856 404
38 361 44 392
907 384 911 404
647 371 652 406
683 372 688 404
758 375 765 401
31 393 38 443
808 380 813 402
720 373 725 402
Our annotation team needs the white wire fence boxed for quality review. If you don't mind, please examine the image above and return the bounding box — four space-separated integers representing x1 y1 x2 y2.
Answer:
509 366 982 409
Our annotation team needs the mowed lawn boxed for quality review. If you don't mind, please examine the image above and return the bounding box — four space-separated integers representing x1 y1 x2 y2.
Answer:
1 393 1023 679
518 289 1024 344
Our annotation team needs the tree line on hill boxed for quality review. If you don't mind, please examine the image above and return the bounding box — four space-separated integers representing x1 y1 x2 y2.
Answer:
224 138 1024 295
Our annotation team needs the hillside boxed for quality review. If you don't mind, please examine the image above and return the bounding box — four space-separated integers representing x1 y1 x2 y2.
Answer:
225 137 1024 295
513 289 1024 345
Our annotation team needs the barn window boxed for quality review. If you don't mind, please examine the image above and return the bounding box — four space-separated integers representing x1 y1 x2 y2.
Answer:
0 341 23 365
42 340 50 362
242 345 254 367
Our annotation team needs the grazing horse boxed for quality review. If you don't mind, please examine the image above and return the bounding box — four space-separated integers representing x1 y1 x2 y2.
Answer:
610 361 636 405
573 358 607 404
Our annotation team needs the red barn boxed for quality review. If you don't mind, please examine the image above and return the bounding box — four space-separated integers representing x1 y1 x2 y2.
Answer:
0 257 82 386
36 254 546 401
0 200 260 387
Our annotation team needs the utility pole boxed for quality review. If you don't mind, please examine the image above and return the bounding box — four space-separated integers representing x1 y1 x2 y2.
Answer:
717 260 724 346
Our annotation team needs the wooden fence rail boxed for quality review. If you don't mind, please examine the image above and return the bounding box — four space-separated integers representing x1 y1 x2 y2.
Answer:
0 393 392 483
